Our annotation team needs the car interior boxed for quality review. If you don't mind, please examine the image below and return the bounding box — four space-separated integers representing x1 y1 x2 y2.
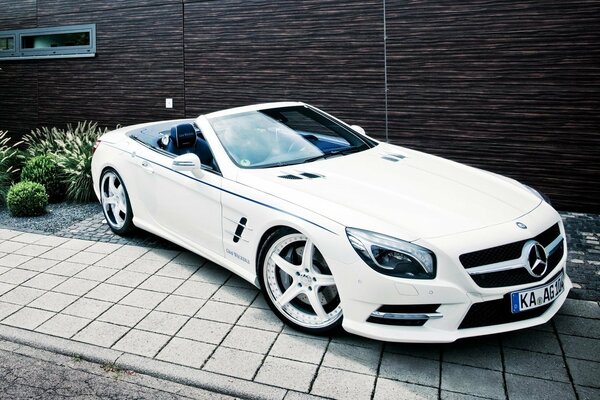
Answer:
131 122 218 172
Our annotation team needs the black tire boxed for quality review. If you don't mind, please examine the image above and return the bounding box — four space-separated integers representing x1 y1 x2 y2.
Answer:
99 168 135 236
258 227 343 336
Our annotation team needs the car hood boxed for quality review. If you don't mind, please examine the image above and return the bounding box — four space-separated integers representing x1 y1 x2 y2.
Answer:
237 143 541 241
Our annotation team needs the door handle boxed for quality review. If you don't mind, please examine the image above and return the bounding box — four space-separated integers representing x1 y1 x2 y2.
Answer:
140 160 154 174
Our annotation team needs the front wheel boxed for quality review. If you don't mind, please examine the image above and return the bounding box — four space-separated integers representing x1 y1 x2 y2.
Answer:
100 169 134 236
258 228 343 335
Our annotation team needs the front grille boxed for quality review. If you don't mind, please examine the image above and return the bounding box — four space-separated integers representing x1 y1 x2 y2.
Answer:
458 268 562 329
458 298 552 329
460 223 560 269
472 240 564 288
460 223 563 288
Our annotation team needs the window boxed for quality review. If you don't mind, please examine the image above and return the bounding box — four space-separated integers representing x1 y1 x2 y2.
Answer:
0 24 95 60
0 36 14 51
0 35 16 57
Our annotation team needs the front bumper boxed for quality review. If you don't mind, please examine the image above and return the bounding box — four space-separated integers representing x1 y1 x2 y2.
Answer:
341 270 571 343
333 203 570 343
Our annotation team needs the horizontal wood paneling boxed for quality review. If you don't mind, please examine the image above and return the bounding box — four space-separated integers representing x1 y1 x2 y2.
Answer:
0 62 38 139
0 0 36 30
385 0 600 212
36 3 185 129
184 0 386 135
37 0 180 16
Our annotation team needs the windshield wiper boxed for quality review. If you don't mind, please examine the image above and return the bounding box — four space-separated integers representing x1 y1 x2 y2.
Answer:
296 145 368 165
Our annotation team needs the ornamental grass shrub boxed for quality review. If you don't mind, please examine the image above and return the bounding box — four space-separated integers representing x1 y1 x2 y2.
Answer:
6 181 48 217
0 130 21 203
22 121 109 202
21 155 65 203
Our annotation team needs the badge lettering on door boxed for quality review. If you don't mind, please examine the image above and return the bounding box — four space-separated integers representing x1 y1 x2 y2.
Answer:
226 248 250 264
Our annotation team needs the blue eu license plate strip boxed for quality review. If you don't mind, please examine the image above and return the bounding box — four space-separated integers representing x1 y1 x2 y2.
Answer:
511 271 565 314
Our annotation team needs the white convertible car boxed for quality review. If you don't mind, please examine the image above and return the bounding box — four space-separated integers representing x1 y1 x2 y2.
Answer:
91 102 570 342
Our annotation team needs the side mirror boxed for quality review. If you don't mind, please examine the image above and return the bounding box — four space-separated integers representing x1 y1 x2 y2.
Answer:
350 124 367 136
172 153 203 178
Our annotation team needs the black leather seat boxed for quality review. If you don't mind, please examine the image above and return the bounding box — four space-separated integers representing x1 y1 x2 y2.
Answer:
164 123 216 170
166 123 197 156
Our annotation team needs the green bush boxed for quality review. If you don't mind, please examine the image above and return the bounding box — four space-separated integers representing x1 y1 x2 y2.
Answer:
23 121 110 202
0 130 22 203
21 155 65 203
6 181 48 217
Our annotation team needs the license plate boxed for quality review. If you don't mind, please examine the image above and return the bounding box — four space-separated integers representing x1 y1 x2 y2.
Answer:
511 271 565 314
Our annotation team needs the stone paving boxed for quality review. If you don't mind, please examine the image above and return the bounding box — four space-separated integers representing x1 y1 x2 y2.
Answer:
562 212 600 301
0 340 234 399
0 228 598 400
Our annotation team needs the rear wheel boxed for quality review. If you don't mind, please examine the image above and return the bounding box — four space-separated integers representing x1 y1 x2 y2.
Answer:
100 169 134 235
258 228 343 335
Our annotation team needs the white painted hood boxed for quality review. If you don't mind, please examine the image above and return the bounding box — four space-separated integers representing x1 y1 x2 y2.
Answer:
239 143 541 241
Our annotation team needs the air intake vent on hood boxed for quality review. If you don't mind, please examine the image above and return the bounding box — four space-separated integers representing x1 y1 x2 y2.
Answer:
279 172 324 180
382 153 406 162
300 172 323 179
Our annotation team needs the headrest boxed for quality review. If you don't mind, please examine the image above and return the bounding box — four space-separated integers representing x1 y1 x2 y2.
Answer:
170 124 197 149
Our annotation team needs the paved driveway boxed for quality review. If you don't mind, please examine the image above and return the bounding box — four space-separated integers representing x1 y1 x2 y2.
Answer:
0 228 598 400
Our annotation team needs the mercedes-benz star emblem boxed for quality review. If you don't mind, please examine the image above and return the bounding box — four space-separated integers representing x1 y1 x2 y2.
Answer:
516 222 527 229
523 241 548 278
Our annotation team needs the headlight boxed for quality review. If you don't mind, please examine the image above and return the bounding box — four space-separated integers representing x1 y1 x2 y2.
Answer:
346 228 436 279
524 185 552 205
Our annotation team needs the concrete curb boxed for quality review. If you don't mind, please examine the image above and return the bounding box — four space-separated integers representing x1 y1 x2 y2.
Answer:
0 325 295 400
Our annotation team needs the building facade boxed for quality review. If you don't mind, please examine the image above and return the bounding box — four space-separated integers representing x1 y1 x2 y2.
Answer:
1 0 599 212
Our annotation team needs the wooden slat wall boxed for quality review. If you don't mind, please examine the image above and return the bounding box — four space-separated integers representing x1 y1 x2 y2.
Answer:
0 0 38 137
0 0 598 212
0 63 38 140
36 0 181 15
35 3 185 129
184 0 386 135
0 0 37 29
385 0 600 212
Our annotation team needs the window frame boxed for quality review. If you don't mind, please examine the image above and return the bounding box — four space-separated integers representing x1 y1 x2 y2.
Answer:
0 34 16 56
0 24 96 60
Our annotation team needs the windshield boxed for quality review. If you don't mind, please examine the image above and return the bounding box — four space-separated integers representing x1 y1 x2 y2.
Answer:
208 105 375 168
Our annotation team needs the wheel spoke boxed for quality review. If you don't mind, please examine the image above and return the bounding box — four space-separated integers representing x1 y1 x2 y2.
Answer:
307 290 328 319
277 284 301 307
271 253 301 277
301 240 315 271
313 273 336 287
112 204 125 224
109 174 119 193
102 195 117 206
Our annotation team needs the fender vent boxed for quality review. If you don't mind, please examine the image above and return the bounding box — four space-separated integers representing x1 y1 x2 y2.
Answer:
233 217 247 243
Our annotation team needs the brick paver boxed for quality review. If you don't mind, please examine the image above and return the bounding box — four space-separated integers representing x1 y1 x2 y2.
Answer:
0 220 598 399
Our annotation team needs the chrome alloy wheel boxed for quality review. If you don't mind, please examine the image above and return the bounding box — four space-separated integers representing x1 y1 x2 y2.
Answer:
100 171 128 230
264 233 342 329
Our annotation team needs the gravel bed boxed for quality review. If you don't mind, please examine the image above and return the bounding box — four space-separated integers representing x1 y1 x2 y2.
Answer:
0 202 102 234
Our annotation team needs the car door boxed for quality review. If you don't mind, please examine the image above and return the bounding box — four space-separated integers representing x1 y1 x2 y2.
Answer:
123 141 161 226
150 153 224 257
